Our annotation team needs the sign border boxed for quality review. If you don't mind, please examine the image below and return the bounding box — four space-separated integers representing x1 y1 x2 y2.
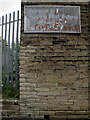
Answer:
24 5 81 33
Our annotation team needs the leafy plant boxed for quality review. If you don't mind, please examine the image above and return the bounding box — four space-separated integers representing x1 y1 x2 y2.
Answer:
2 70 19 99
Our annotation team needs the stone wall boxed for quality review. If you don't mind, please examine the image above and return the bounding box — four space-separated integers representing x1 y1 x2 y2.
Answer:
20 2 89 120
2 99 19 119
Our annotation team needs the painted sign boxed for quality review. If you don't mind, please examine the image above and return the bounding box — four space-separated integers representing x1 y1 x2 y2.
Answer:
24 6 81 33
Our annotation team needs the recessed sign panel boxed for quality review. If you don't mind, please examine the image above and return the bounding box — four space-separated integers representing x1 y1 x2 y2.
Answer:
24 6 81 33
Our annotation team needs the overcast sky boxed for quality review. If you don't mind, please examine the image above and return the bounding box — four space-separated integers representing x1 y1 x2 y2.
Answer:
0 0 21 42
0 0 21 17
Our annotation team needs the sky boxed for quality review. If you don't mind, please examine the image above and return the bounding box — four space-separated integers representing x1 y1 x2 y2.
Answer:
0 0 21 17
0 0 21 43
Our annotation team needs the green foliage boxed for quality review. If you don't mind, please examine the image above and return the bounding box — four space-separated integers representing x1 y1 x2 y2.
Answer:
2 71 19 99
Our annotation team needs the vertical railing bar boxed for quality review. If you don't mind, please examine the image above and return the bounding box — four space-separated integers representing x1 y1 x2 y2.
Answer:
15 11 19 91
11 12 15 88
0 16 4 94
7 13 11 86
3 14 7 83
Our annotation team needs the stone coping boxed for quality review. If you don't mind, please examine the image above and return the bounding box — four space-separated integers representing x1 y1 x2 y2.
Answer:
21 0 90 2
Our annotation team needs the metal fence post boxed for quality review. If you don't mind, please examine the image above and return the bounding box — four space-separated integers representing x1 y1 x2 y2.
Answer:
7 13 11 86
0 16 4 94
0 16 4 117
11 12 15 88
15 11 19 90
3 14 7 83
0 16 4 92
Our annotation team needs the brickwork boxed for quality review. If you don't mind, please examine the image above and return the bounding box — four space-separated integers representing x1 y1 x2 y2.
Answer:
20 2 89 119
2 99 19 119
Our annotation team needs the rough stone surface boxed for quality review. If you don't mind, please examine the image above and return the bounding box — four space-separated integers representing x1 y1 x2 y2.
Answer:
20 1 89 120
2 99 19 119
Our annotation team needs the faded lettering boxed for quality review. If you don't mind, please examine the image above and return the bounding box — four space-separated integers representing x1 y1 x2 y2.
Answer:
24 6 81 33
